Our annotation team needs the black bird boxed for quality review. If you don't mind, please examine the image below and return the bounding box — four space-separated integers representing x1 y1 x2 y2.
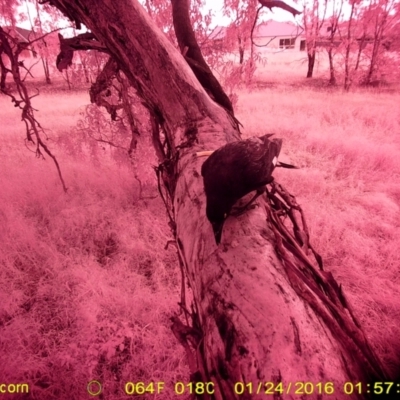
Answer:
201 134 295 244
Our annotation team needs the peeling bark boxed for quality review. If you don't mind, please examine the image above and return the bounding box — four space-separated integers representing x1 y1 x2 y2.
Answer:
89 56 122 119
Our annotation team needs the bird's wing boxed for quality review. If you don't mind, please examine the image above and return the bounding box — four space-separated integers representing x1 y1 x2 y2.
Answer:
240 138 282 185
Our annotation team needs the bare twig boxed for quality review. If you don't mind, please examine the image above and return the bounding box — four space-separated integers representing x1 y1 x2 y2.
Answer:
0 26 67 192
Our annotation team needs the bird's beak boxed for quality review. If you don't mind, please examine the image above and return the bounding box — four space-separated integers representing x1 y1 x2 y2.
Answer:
212 221 224 245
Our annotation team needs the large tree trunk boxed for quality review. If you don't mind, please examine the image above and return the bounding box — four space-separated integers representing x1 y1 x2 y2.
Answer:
42 0 389 397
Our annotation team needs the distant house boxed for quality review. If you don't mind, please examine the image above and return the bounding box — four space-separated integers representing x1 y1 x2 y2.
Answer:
209 19 400 57
207 26 228 51
253 20 305 51
209 20 306 52
2 26 38 58
1 26 48 78
315 20 400 52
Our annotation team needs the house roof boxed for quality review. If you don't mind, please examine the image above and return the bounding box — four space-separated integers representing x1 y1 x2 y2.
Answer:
209 20 304 41
255 20 304 37
3 26 36 43
208 26 227 41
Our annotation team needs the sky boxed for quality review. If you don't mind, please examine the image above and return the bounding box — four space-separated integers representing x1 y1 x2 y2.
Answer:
17 0 301 31
203 0 301 27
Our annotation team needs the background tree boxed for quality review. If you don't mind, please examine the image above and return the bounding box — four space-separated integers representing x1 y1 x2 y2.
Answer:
23 0 55 83
31 0 68 83
0 0 22 89
361 0 399 85
223 0 259 65
326 0 344 85
301 0 328 78
340 0 399 89
342 0 362 90
33 0 52 83
0 0 21 25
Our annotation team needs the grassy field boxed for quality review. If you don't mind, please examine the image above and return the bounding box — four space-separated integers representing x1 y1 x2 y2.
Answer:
0 91 187 398
0 78 399 398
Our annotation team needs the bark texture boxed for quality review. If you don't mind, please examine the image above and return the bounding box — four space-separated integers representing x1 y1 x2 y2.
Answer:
41 0 389 397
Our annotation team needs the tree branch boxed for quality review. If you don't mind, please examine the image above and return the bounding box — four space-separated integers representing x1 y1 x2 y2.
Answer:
170 0 234 115
56 32 108 71
258 0 302 16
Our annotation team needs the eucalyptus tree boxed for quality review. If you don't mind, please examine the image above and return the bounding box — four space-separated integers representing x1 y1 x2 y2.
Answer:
0 0 391 397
